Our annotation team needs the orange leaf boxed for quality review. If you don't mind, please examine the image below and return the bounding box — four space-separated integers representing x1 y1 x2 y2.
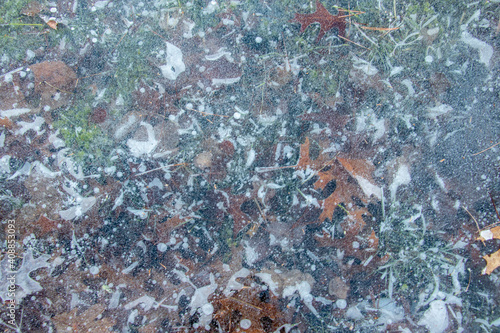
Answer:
482 249 500 275
0 117 13 129
228 195 252 237
296 137 312 170
477 226 500 275
46 19 58 30
291 1 347 41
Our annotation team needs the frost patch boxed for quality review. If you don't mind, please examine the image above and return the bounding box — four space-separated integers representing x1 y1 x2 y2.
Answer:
15 116 45 136
427 104 452 120
352 56 378 76
0 108 31 118
59 183 96 220
390 164 411 202
0 248 51 303
189 273 217 330
461 31 493 67
417 300 449 333
126 122 159 157
160 42 186 80
283 281 319 317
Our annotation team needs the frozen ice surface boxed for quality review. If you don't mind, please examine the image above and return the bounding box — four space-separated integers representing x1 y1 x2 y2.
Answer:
0 0 499 331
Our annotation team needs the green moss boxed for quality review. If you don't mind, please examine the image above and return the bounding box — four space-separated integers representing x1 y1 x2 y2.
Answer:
0 0 33 24
0 0 49 64
54 97 112 165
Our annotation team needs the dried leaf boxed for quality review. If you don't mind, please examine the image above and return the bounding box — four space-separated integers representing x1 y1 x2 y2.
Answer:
229 195 252 237
477 226 500 275
291 1 346 41
295 138 380 261
212 276 287 332
482 249 500 275
29 61 77 94
296 138 372 229
46 19 58 30
0 117 13 129
21 1 44 17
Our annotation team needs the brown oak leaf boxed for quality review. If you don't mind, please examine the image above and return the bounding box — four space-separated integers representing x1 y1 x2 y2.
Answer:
291 1 346 41
294 138 381 261
296 138 377 229
482 249 500 275
477 226 500 275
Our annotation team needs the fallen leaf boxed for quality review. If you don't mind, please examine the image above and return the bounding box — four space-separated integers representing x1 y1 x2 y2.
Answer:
211 275 288 332
477 225 500 275
296 138 372 229
46 19 58 30
0 117 13 129
482 249 500 275
477 226 500 242
291 1 346 41
29 61 77 94
29 61 77 109
21 1 44 17
228 195 253 237
294 138 381 261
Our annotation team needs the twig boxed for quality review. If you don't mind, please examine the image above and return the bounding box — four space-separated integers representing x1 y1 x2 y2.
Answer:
134 163 186 177
338 34 371 50
471 141 500 156
464 207 481 233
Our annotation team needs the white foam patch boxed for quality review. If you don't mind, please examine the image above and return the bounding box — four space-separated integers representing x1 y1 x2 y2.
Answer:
0 108 31 118
390 164 411 202
461 31 493 67
127 122 159 157
160 42 186 80
417 300 449 333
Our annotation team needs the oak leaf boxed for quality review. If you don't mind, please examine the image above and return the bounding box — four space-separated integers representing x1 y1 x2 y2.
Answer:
477 226 500 275
295 138 381 261
482 249 500 275
291 1 346 41
296 138 377 231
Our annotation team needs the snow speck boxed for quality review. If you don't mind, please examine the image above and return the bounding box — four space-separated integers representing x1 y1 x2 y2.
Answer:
240 319 252 329
336 299 347 309
89 266 100 275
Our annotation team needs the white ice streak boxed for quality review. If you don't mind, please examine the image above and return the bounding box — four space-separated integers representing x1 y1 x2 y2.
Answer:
389 164 411 202
352 55 378 76
461 31 493 67
189 273 217 329
427 104 452 120
0 108 31 117
15 116 45 136
205 47 233 62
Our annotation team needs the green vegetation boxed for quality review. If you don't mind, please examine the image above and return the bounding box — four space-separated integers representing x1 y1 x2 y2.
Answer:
53 96 112 164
